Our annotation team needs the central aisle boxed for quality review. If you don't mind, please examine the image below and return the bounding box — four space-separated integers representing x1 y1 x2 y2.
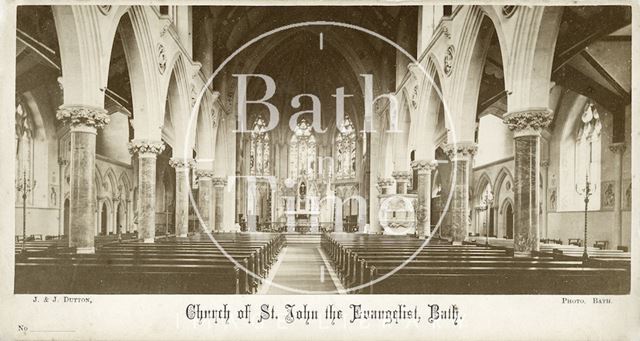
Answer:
262 244 344 294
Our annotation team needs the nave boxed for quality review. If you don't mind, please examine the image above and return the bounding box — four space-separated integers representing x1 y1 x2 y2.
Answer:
260 235 343 294
13 5 633 294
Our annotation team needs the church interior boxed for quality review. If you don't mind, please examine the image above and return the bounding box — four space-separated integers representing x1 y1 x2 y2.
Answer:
14 5 632 294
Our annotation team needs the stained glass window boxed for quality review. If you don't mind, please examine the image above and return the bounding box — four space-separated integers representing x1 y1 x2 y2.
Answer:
335 116 356 179
249 116 270 175
288 119 316 179
15 101 34 203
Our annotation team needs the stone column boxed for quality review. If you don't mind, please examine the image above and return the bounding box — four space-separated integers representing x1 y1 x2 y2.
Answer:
126 199 132 233
170 158 194 238
212 177 227 232
196 169 214 233
503 109 553 256
609 142 626 249
540 159 550 240
443 142 477 245
392 171 412 195
411 160 438 239
128 140 165 243
56 105 109 254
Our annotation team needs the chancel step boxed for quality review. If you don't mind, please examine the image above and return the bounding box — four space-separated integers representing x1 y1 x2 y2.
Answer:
284 233 322 245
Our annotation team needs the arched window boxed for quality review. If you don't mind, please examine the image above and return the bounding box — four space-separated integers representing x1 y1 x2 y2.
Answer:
558 101 602 211
289 119 316 179
335 117 356 179
15 100 34 202
249 116 270 176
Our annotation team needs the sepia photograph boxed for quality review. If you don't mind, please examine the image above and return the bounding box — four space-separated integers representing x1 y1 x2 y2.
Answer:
11 3 634 295
2 1 639 339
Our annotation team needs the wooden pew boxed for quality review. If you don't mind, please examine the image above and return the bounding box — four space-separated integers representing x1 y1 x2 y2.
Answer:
15 232 284 294
322 233 630 295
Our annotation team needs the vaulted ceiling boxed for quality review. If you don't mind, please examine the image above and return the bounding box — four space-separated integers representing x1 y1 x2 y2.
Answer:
193 6 417 71
193 6 419 137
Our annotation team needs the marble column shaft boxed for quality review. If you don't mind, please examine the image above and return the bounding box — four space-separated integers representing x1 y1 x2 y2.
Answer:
411 160 437 239
504 109 552 256
170 158 194 238
213 177 227 232
196 170 215 232
129 140 165 243
57 105 110 254
609 143 626 249
541 159 550 240
443 143 477 244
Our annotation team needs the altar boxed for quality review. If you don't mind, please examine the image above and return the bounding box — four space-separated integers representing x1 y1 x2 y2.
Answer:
284 177 321 233
285 210 320 233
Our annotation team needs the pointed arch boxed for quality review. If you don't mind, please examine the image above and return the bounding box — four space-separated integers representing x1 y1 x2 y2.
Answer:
475 172 492 203
194 90 217 164
391 93 412 172
500 196 514 214
507 6 563 111
103 167 119 198
493 166 514 205
52 6 105 106
118 171 132 201
163 54 193 157
410 56 443 161
335 115 357 179
449 6 511 142
94 166 104 198
107 6 163 139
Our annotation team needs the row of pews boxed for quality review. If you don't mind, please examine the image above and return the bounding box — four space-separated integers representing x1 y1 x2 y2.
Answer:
465 236 631 262
14 233 140 254
322 233 630 294
15 233 284 294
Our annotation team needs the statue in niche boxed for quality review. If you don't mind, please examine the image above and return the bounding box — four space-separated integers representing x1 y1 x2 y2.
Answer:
50 186 57 206
625 183 631 210
549 189 557 212
351 155 356 174
603 183 615 208
299 182 306 199
299 182 306 210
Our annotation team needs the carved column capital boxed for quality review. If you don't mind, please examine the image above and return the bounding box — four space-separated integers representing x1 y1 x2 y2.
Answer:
540 159 550 168
443 142 478 161
376 177 395 195
411 159 438 173
169 158 195 170
127 140 165 156
503 109 553 137
212 177 228 187
196 169 215 179
391 171 412 181
56 105 110 129
609 142 627 154
376 177 395 188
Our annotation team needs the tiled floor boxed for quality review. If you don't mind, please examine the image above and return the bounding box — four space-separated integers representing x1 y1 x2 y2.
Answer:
263 245 340 294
